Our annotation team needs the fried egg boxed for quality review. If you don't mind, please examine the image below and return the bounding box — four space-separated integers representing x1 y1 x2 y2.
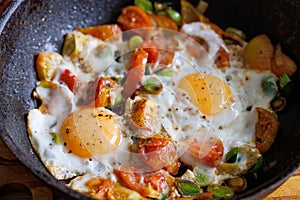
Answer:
28 22 278 196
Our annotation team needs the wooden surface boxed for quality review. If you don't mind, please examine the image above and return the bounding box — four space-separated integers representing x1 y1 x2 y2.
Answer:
0 138 300 199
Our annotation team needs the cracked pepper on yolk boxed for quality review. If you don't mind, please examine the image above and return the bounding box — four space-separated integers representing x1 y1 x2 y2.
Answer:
61 108 121 158
178 73 233 116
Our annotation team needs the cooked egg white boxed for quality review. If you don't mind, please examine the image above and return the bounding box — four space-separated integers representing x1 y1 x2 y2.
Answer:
28 23 278 192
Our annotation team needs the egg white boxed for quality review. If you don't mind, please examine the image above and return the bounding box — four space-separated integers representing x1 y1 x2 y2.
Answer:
28 23 278 191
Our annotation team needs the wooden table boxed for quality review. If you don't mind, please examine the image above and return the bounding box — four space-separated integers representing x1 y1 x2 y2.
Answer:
0 138 299 199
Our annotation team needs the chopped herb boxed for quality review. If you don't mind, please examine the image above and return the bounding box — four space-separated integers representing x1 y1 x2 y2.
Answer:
134 0 153 12
225 27 247 40
142 77 163 94
50 132 60 144
226 147 239 163
207 185 235 199
278 73 294 98
251 154 263 172
129 35 144 49
195 173 211 186
278 73 291 90
175 180 202 197
155 67 174 77
261 76 278 96
145 64 152 75
166 9 182 24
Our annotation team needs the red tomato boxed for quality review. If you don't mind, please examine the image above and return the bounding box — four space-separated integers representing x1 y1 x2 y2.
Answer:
215 47 230 68
76 24 122 41
114 166 174 198
188 137 224 167
122 49 148 98
138 40 158 64
158 50 175 67
95 77 117 107
59 69 81 94
138 137 180 175
117 6 152 31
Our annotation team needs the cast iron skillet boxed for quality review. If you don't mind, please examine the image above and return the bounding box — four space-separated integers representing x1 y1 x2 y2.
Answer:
0 0 300 199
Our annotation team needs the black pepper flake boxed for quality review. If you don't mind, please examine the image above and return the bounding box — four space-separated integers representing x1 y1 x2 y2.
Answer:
168 108 172 112
218 126 223 130
64 142 67 146
246 106 252 111
202 115 206 119
98 114 103 117
89 158 92 161
66 128 69 134
100 140 103 144
68 150 72 153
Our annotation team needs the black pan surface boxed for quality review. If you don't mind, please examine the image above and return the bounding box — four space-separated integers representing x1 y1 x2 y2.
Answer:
0 0 300 199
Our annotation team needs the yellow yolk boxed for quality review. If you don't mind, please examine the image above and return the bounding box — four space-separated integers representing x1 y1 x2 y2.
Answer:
61 107 121 158
178 73 233 116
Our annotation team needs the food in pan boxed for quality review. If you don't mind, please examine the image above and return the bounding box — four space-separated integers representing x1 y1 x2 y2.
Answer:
27 0 297 199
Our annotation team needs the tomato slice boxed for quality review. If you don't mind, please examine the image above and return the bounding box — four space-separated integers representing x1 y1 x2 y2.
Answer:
113 166 160 198
138 39 175 67
215 47 230 68
117 6 152 31
138 137 179 175
148 14 178 31
188 138 224 167
95 77 117 107
122 49 148 98
76 24 122 41
114 166 174 198
59 69 81 94
138 40 159 64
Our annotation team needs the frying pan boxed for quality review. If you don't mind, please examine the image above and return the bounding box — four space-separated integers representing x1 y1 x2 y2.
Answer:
0 0 300 199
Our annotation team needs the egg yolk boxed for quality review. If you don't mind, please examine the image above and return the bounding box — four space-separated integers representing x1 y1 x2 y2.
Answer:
178 73 233 116
61 107 121 158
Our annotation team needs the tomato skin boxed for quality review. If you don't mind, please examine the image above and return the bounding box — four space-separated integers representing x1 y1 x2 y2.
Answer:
114 166 174 198
76 24 122 41
95 77 117 107
138 137 180 175
138 40 158 64
188 138 224 167
122 49 148 98
59 69 81 93
117 6 152 31
215 47 230 68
